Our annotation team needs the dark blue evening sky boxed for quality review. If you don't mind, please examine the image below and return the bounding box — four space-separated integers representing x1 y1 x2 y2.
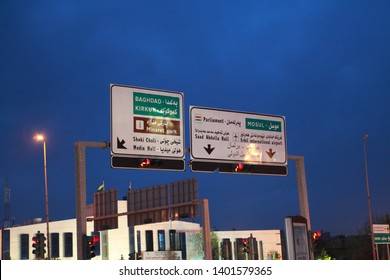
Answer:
1 0 389 235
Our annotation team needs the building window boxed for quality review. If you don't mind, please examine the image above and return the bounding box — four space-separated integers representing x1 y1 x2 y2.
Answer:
258 240 264 260
179 232 186 260
158 230 165 251
2 230 10 260
169 230 176 251
221 238 233 260
20 234 29 260
64 232 73 257
51 233 59 259
145 230 154 252
136 231 141 253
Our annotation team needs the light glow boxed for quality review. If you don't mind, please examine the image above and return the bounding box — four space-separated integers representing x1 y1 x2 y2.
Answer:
34 134 45 142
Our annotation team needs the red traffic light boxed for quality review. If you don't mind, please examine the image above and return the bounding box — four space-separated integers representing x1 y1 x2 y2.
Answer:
312 231 322 241
240 238 250 253
140 158 151 167
234 163 244 172
93 235 100 243
84 234 97 259
32 232 46 258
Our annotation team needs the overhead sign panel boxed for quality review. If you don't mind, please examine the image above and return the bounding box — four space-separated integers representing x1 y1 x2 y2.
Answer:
373 224 390 234
190 106 287 175
111 85 185 170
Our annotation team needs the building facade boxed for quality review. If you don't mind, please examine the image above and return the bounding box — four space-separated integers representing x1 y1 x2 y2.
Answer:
1 201 283 260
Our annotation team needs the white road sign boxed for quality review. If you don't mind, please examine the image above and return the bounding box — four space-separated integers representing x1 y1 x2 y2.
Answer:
373 224 390 234
111 85 184 159
190 106 287 165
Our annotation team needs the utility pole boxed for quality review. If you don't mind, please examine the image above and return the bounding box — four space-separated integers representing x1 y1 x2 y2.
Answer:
363 135 376 260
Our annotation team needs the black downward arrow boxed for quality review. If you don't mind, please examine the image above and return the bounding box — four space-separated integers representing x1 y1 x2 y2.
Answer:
204 144 215 155
117 137 127 149
266 148 276 158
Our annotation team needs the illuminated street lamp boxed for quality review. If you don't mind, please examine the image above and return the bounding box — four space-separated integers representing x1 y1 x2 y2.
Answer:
34 133 51 259
363 134 376 260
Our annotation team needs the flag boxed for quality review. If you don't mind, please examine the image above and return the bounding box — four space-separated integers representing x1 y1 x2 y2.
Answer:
195 115 202 123
97 181 104 192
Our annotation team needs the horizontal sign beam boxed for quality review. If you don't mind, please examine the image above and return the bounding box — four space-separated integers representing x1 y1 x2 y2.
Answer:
86 200 199 222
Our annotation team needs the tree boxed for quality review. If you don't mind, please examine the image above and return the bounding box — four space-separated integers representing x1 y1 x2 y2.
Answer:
266 250 281 260
316 248 332 260
210 230 220 260
189 230 220 260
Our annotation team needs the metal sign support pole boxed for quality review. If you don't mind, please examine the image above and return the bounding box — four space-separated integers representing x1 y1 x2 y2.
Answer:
75 141 108 260
288 155 311 231
201 199 212 260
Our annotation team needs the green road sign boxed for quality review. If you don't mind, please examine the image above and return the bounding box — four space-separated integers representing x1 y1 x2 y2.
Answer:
374 233 390 244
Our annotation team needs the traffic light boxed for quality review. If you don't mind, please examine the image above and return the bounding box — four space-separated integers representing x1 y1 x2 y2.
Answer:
312 231 322 242
234 163 245 172
83 234 99 259
242 238 250 253
32 236 39 258
233 163 253 173
32 232 46 259
92 232 101 256
111 156 185 171
190 161 287 175
140 158 151 167
236 238 250 260
311 231 322 257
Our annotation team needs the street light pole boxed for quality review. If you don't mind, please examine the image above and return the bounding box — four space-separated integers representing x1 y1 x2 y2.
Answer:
363 135 375 260
35 134 50 259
